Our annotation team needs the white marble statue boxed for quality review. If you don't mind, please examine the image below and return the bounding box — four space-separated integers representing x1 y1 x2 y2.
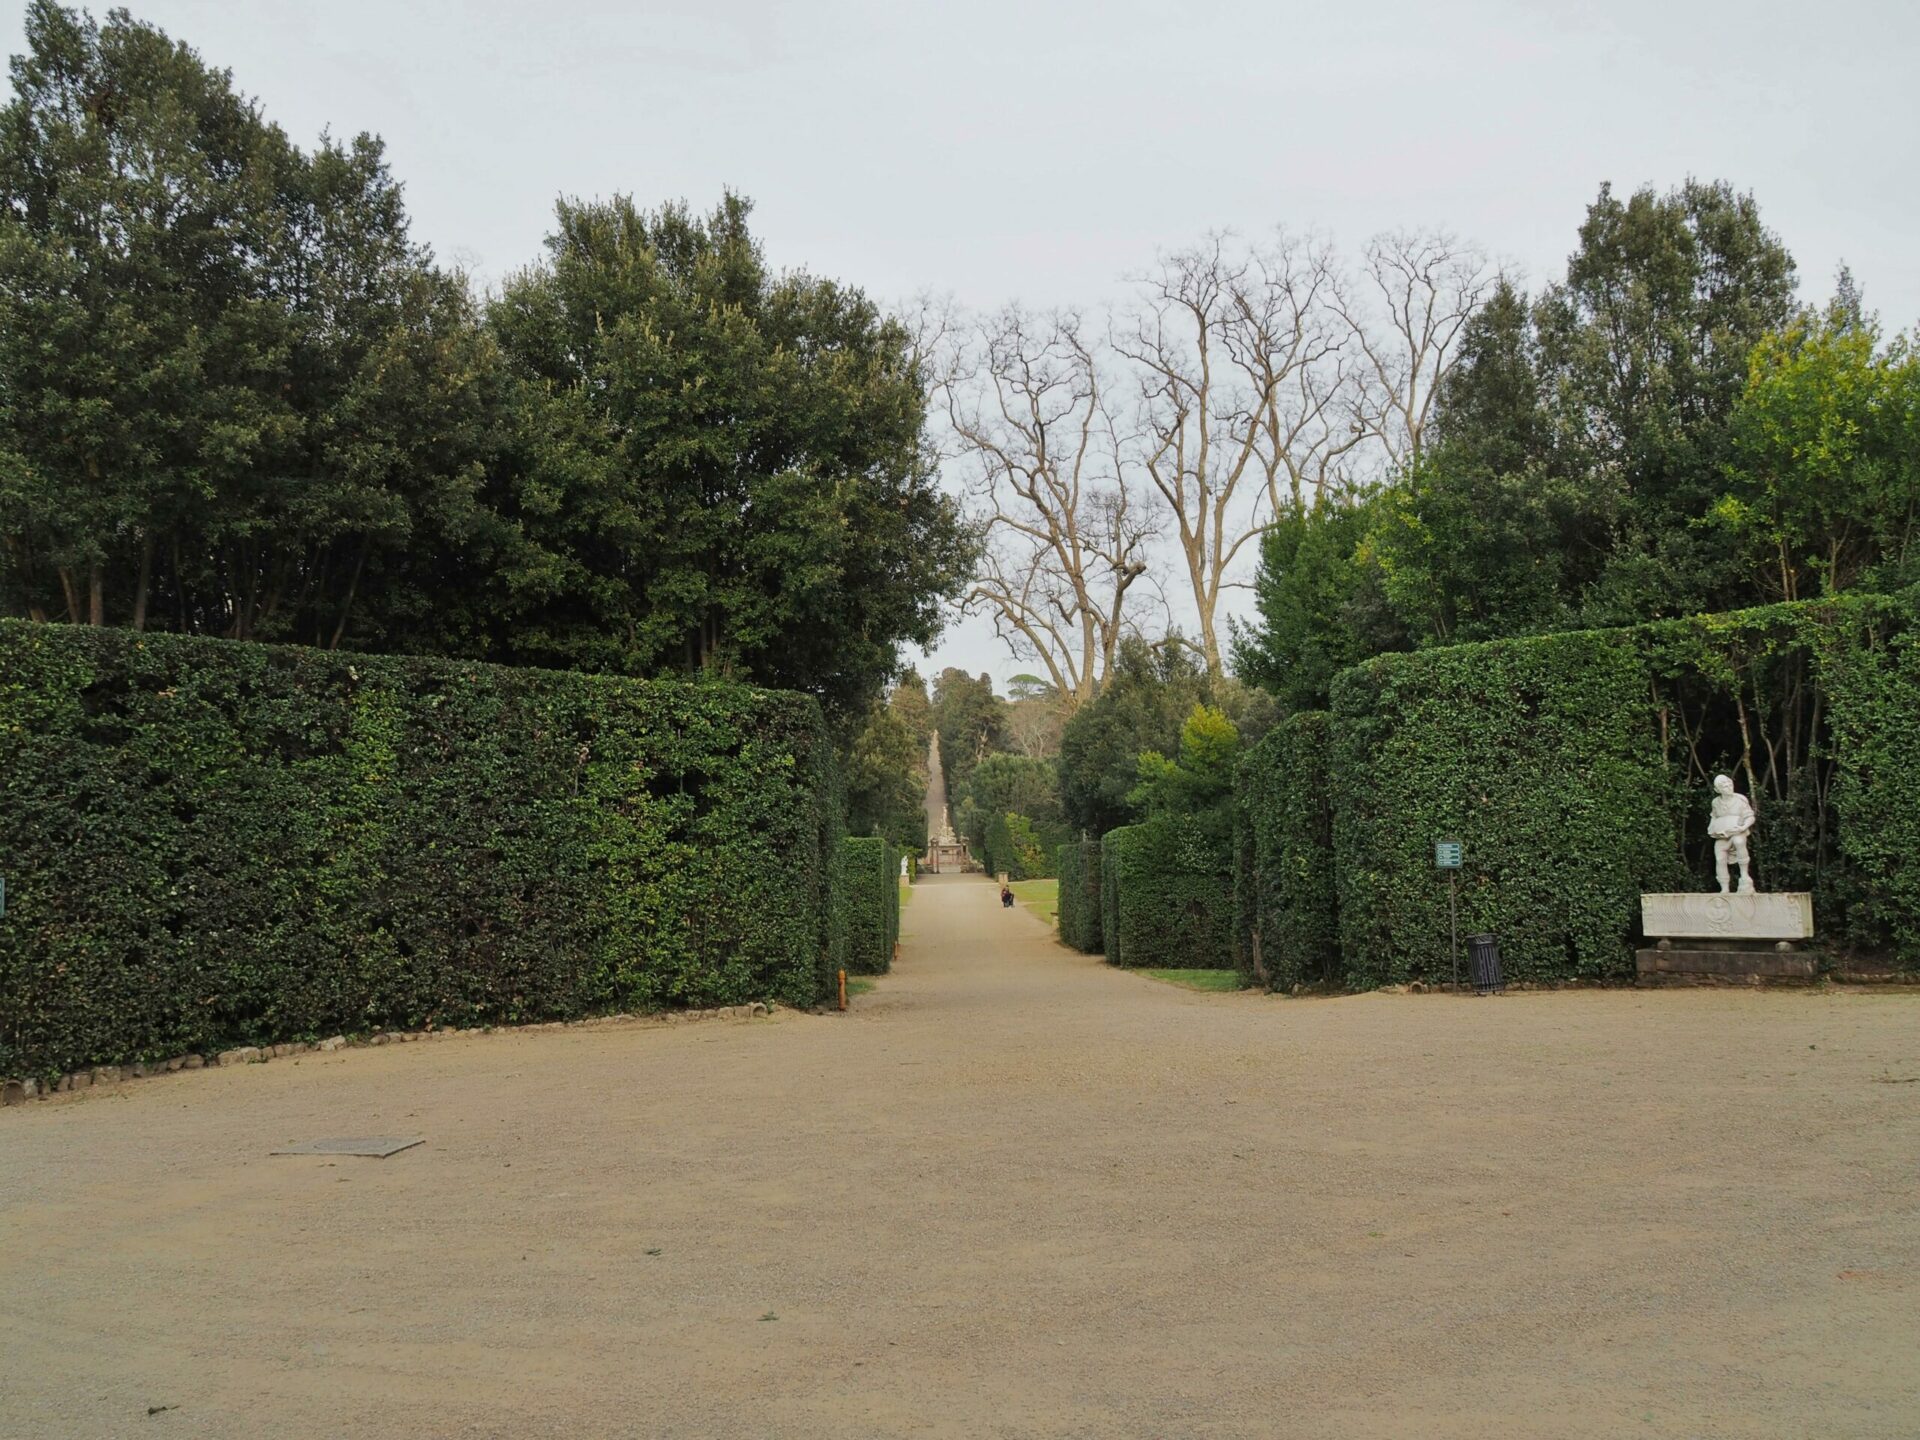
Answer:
1707 774 1757 895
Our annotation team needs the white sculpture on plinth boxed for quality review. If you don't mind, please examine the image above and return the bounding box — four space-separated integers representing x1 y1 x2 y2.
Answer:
1707 774 1757 895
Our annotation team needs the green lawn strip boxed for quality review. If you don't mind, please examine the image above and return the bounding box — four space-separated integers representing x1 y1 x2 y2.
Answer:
1010 878 1059 928
847 977 877 998
899 880 912 908
1140 968 1244 992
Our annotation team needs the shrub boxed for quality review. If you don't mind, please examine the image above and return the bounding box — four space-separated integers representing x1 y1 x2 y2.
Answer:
0 621 838 1078
838 836 898 975
1100 818 1234 970
1329 628 1679 987
1056 839 1103 954
985 809 1069 880
1236 712 1338 990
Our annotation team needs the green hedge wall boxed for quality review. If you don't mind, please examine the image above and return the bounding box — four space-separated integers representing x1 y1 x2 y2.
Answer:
1100 829 1125 966
1100 818 1234 970
837 836 898 975
1816 596 1920 964
1235 713 1338 990
1330 629 1680 987
0 621 838 1078
1056 839 1103 954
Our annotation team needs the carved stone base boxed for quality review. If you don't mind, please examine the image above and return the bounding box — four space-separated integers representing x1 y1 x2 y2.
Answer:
1639 891 1813 941
1635 947 1818 984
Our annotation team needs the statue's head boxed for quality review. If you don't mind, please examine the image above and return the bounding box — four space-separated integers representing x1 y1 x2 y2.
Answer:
1713 773 1735 795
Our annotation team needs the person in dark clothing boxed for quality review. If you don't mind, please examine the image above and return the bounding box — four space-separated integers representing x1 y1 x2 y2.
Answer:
1001 884 1015 908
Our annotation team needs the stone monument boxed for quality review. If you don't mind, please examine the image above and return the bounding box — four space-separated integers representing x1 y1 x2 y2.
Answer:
1637 774 1816 983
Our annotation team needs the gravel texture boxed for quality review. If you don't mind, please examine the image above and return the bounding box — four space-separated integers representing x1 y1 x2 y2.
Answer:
2 872 1917 1438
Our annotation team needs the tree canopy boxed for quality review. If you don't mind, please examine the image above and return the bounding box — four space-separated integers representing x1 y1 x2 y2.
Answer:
0 5 971 720
1233 180 1912 714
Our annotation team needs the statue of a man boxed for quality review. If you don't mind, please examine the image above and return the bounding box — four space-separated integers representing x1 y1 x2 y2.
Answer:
1707 774 1757 895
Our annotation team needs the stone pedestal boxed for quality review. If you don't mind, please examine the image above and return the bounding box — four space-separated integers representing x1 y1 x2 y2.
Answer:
1636 891 1817 985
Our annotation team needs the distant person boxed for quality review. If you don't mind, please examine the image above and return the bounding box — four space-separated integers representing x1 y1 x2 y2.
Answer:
1001 884 1014 909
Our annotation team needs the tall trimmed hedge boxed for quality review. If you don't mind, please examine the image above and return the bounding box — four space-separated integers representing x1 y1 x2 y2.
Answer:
1810 596 1920 963
0 621 838 1078
1330 629 1679 987
837 836 899 975
1099 818 1234 970
1236 713 1338 990
1056 838 1103 954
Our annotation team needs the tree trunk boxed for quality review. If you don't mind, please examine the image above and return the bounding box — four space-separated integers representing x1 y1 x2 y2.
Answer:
87 563 104 627
131 532 154 631
329 547 367 650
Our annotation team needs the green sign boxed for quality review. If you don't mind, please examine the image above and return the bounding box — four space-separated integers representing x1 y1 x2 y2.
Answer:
1434 840 1463 870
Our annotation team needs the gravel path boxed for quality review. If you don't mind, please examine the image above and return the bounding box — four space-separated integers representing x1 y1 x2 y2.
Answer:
4 874 1917 1438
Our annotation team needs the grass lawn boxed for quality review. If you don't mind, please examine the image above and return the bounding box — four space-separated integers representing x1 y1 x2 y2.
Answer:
900 879 912 908
1009 878 1058 928
1140 968 1244 992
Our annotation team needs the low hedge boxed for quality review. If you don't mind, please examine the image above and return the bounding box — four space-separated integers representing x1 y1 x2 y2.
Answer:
1236 712 1338 990
1330 628 1678 987
1056 839 1103 953
1100 818 1234 970
0 621 838 1078
838 836 899 975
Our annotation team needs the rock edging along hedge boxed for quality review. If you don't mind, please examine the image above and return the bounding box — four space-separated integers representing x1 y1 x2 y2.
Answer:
0 620 838 1078
1235 713 1337 990
1099 819 1234 970
1055 839 1103 954
837 836 899 975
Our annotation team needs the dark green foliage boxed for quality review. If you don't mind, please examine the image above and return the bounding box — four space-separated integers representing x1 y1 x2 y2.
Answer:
0 3 504 648
962 752 1066 877
0 6 971 718
1330 629 1680 987
1099 819 1235 971
1100 830 1125 967
1237 181 1817 698
930 668 1007 801
1824 604 1920 964
844 694 928 854
1232 497 1408 711
482 194 970 717
1058 639 1208 835
0 620 837 1078
981 811 1070 880
1056 840 1103 953
1235 713 1338 990
836 837 898 976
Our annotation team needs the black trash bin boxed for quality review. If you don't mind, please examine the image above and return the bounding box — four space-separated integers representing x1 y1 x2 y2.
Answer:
1466 933 1503 994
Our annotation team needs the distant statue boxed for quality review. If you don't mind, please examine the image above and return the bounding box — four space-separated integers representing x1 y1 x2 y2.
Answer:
1707 774 1757 895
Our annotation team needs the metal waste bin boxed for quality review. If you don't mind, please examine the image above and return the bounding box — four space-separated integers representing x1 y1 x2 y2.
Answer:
1467 933 1503 994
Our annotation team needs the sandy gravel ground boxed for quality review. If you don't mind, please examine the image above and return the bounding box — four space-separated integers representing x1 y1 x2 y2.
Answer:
3 874 1918 1439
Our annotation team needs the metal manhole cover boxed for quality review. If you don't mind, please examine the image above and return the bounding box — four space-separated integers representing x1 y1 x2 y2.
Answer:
270 1137 424 1158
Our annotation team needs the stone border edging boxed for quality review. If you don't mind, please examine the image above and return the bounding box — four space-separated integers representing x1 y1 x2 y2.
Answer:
1 1002 776 1107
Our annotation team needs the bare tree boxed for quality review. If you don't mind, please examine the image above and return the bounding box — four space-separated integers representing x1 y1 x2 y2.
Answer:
937 305 1158 707
1112 230 1360 679
1334 229 1495 469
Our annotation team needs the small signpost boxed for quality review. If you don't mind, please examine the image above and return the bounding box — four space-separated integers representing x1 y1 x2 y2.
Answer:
1434 839 1462 988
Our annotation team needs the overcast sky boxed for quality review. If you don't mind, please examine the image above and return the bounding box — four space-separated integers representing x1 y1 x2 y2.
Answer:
10 0 1918 691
